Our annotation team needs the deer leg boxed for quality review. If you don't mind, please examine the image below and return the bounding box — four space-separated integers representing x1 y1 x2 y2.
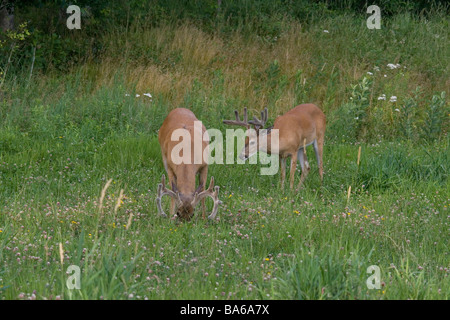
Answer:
166 168 177 216
296 148 310 191
314 138 324 183
289 152 298 190
198 166 208 218
280 156 286 189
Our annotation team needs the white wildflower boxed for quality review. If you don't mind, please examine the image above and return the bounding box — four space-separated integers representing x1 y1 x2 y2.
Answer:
387 63 401 69
389 96 397 102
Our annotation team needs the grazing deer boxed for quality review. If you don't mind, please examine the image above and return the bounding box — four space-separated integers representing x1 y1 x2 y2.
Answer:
157 108 221 220
223 104 326 190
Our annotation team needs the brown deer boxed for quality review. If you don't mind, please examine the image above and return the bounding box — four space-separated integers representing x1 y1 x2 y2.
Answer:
223 104 326 190
157 108 221 220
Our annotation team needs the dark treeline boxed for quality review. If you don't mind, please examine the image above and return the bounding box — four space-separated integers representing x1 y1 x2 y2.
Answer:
0 0 448 75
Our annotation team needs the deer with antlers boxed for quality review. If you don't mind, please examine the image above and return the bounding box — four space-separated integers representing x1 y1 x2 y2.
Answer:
223 104 326 190
156 108 221 220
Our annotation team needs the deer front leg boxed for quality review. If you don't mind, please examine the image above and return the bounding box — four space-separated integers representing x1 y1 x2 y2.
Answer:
198 166 208 219
166 168 177 216
280 156 286 189
314 138 324 184
289 152 298 190
296 148 310 191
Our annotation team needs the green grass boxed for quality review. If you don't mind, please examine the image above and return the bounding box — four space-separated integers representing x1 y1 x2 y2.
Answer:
0 7 449 300
0 76 448 300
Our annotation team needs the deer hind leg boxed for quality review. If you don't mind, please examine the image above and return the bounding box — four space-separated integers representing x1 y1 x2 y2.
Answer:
289 152 298 190
280 156 287 189
313 138 324 183
296 147 310 191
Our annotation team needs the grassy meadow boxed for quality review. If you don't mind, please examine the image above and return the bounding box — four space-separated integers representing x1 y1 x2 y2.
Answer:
0 1 449 300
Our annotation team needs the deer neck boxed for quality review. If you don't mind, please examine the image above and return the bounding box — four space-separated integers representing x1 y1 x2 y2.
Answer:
175 169 197 196
258 131 278 155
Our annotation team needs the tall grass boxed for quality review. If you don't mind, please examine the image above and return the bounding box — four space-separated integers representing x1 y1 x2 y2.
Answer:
73 13 449 135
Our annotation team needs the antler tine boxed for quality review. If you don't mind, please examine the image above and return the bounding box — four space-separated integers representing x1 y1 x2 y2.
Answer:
223 108 250 128
233 110 240 121
191 176 214 206
156 174 178 218
248 108 269 130
190 176 222 220
206 176 215 192
248 107 269 130
261 107 268 129
207 185 222 220
224 107 269 131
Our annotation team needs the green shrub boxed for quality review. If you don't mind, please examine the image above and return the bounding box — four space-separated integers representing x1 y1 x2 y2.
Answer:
422 91 448 141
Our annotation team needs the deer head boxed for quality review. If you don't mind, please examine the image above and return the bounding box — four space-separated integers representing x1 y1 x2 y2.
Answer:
223 107 271 161
156 174 221 220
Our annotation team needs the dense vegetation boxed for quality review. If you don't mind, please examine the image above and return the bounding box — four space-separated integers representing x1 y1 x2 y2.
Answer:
0 0 448 300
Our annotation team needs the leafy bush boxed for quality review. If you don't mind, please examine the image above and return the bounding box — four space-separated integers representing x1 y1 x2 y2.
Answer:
422 91 448 141
396 87 421 140
327 77 373 142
